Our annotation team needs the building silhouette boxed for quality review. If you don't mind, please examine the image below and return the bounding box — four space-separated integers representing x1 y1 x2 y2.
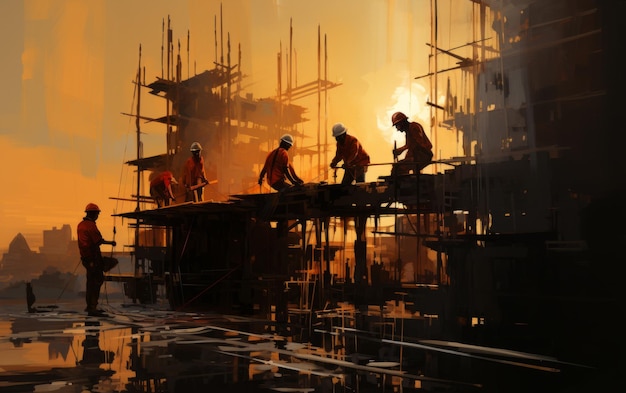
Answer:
0 225 80 296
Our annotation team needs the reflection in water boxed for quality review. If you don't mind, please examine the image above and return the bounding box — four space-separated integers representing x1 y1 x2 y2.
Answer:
0 303 396 392
0 301 602 392
79 320 116 390
1 309 128 392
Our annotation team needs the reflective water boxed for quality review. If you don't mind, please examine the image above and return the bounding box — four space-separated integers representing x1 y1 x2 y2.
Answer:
0 298 384 393
0 295 615 393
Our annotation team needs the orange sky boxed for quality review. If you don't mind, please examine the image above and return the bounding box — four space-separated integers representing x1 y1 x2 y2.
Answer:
0 0 475 253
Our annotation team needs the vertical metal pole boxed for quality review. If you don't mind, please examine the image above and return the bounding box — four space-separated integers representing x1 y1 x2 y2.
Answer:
317 25 321 180
134 46 143 289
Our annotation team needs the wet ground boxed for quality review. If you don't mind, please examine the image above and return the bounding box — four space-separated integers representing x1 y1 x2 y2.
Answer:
0 297 411 393
0 293 619 393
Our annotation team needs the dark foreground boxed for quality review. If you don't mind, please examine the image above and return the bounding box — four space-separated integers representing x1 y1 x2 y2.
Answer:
0 295 621 393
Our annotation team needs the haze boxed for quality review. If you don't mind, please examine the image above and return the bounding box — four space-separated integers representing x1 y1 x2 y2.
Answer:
0 0 472 252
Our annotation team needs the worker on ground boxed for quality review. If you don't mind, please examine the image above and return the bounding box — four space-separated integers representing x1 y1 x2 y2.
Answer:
149 170 178 207
77 203 117 317
258 134 304 191
181 141 208 202
329 123 370 185
391 111 433 176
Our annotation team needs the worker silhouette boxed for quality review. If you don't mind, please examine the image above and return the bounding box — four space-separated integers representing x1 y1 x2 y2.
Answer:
329 123 370 185
391 111 433 176
149 170 178 207
181 142 208 202
77 203 117 317
258 134 304 191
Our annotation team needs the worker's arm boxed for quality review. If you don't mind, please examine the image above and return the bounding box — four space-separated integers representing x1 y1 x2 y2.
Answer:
330 148 341 168
167 184 176 201
393 144 408 157
286 164 304 185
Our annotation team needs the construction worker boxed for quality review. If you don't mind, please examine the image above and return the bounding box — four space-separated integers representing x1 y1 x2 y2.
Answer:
149 170 178 207
77 203 117 317
181 141 208 202
391 111 433 175
329 123 370 185
258 134 304 191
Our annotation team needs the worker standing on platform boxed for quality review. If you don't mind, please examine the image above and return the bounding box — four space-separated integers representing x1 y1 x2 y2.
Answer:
77 203 117 317
258 134 304 191
149 170 178 207
391 112 433 175
181 142 208 202
329 123 370 185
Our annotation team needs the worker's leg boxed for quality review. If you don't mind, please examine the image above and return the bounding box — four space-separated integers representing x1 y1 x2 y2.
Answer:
82 259 104 312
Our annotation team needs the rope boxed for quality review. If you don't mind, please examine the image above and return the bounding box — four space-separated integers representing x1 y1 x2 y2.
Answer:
56 259 82 302
103 222 117 306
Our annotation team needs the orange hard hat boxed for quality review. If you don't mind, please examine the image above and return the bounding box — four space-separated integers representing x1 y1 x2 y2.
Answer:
85 203 101 212
391 111 408 126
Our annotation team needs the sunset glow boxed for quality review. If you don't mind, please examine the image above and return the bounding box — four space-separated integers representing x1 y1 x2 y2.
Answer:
0 0 471 252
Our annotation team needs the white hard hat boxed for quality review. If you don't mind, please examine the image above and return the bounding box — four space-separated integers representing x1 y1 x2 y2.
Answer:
280 134 294 146
332 123 347 137
190 141 202 151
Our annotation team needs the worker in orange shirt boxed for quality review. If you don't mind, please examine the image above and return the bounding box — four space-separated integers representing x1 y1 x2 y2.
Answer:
149 170 178 207
391 111 433 175
258 134 304 191
77 203 117 317
181 141 208 202
329 123 370 185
